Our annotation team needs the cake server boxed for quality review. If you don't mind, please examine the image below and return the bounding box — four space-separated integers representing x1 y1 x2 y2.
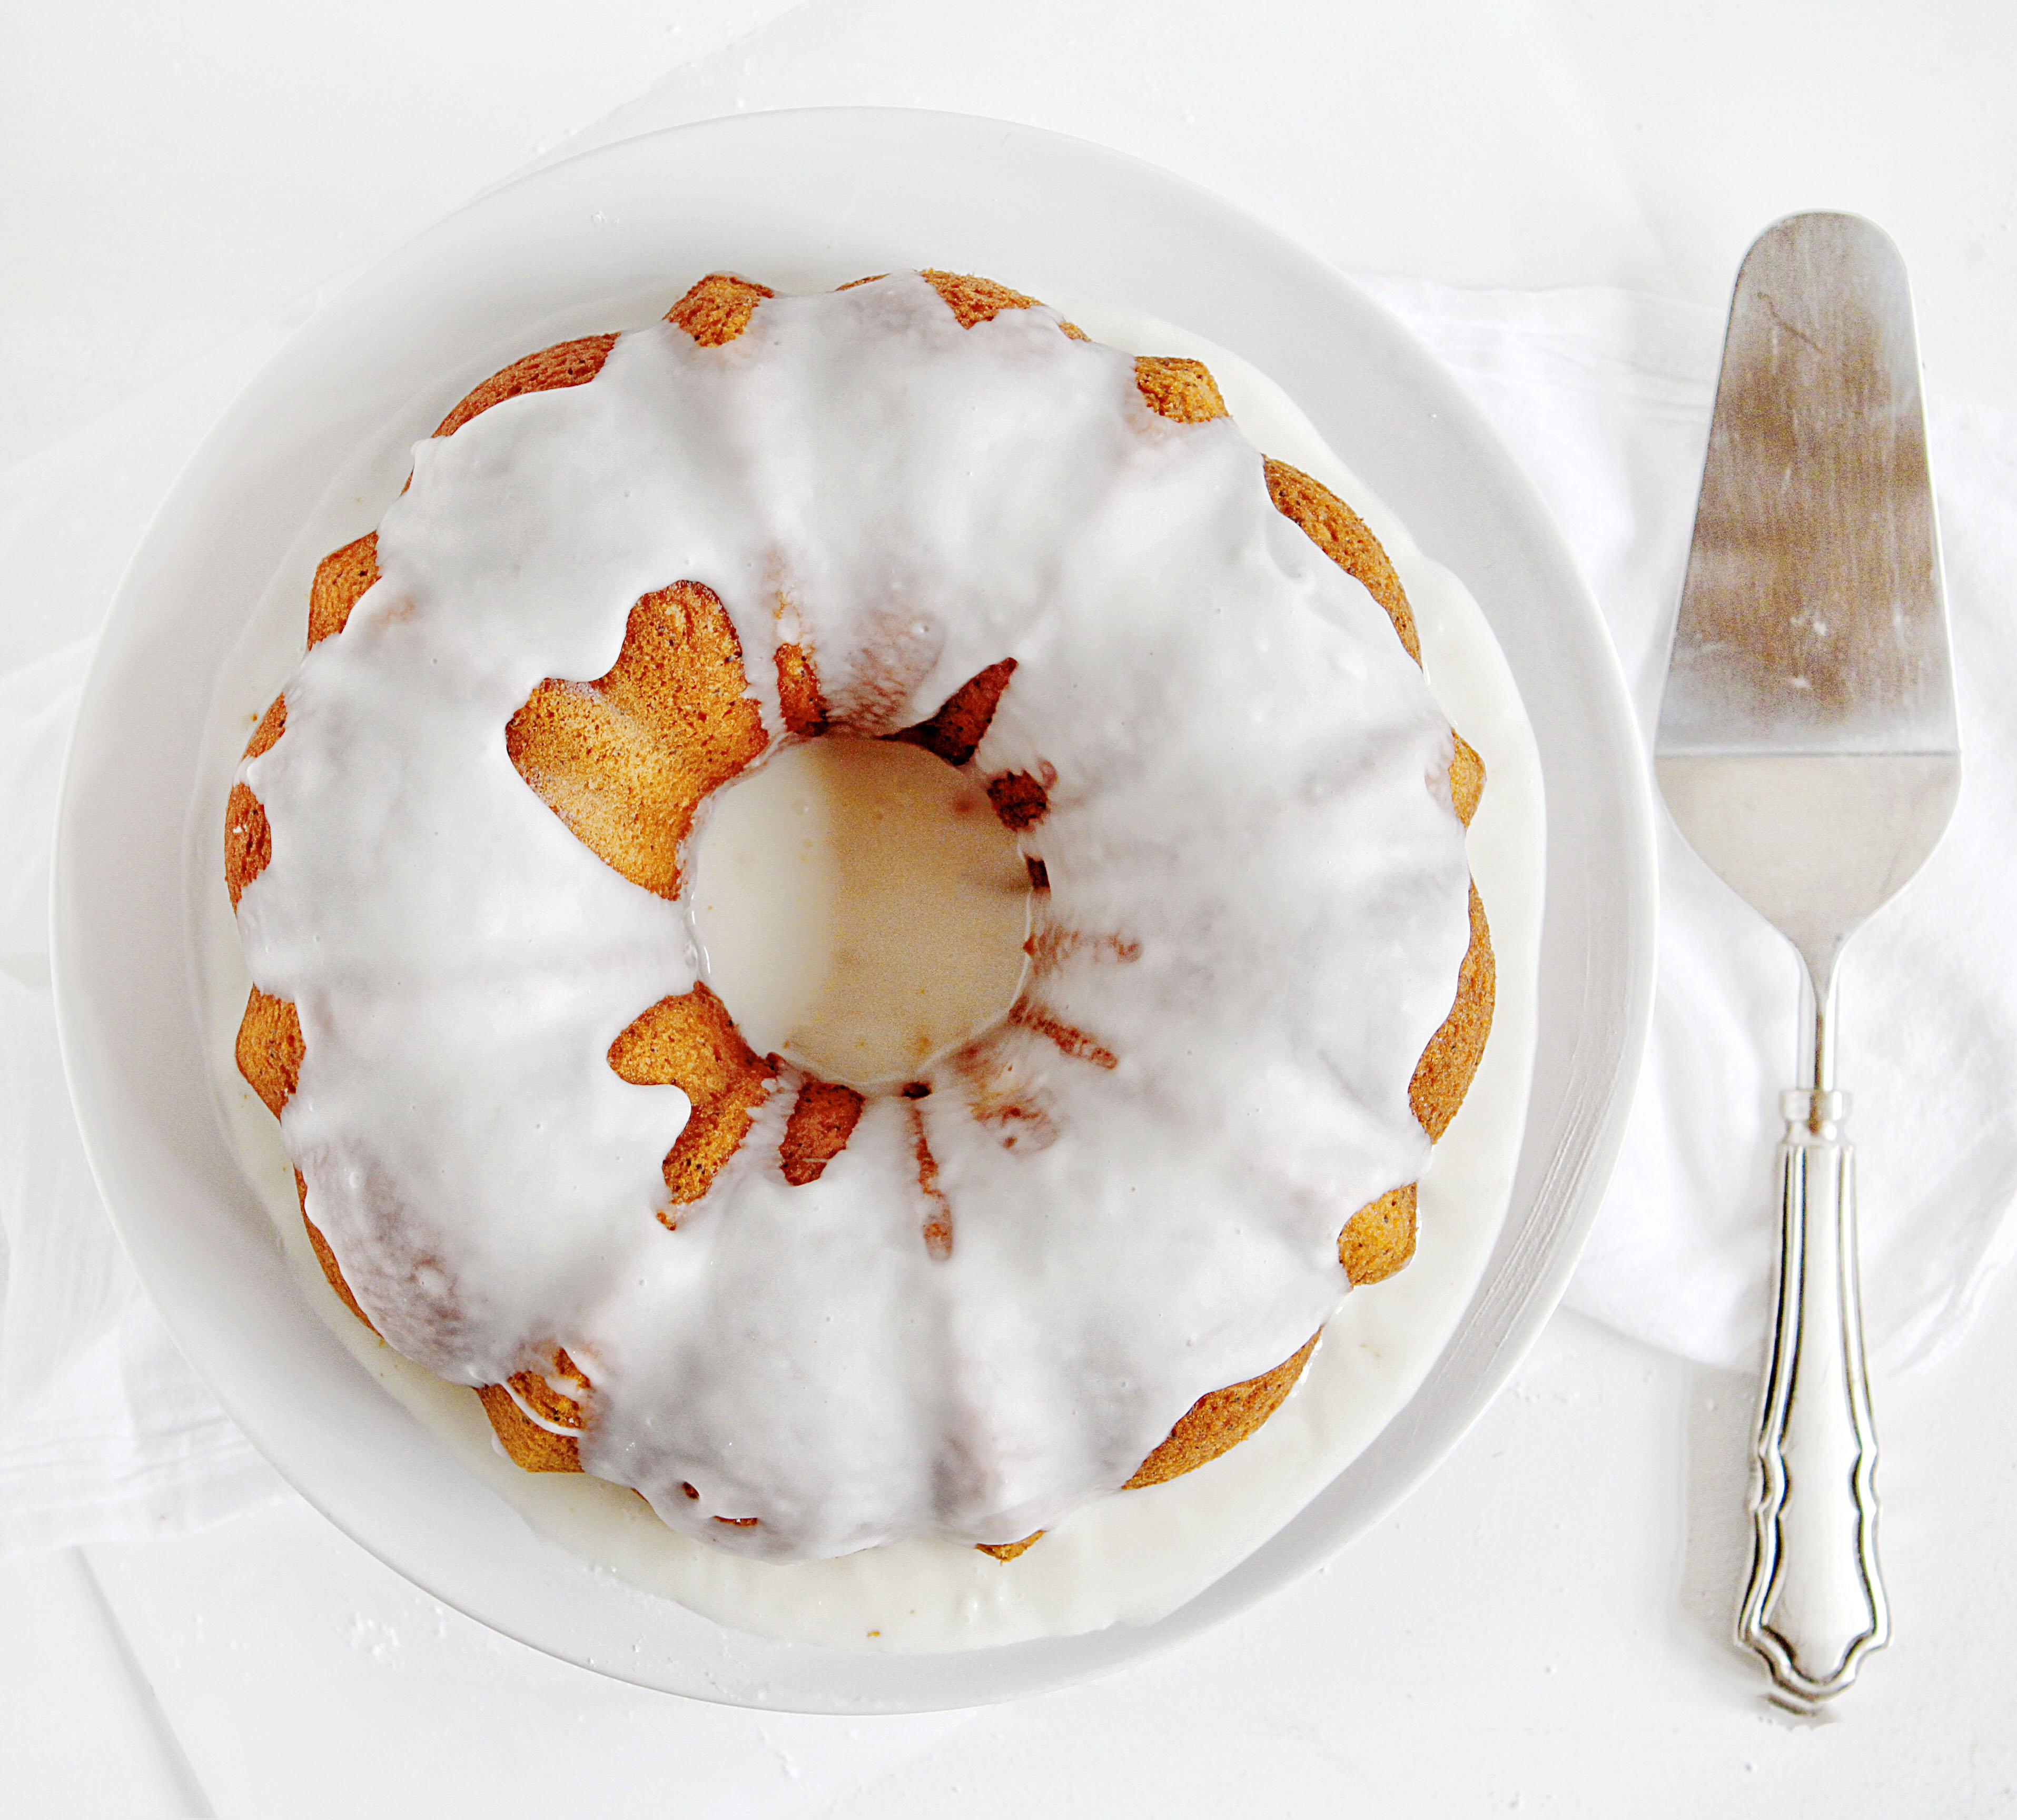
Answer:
1655 212 1959 1709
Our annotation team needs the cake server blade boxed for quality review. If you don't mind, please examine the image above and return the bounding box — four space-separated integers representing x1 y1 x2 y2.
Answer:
1654 211 1959 1710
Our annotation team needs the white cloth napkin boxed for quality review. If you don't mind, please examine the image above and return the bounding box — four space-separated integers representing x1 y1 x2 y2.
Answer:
1358 278 2017 1376
0 334 296 1553
2 279 2012 1558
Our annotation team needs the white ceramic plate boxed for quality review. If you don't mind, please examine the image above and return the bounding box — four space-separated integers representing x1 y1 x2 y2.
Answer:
52 108 1655 1712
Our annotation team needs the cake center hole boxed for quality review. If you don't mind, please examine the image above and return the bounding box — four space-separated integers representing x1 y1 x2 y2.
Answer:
691 737 1032 1089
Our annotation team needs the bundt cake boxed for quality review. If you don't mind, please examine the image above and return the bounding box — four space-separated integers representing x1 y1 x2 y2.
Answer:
224 270 1493 1565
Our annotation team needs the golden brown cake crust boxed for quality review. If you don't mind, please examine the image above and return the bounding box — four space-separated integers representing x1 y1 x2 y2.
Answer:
1125 1333 1323 1489
231 268 1499 1528
608 983 778 1213
432 335 619 440
235 988 302 1120
224 698 287 911
985 770 1050 832
1338 1183 1418 1286
509 1349 590 1428
917 270 1088 341
477 1384 584 1473
504 580 769 904
1133 355 1229 424
309 534 379 648
1450 734 1486 828
1263 458 1421 664
774 642 830 738
244 693 286 759
780 1080 867 1186
887 657 1017 767
666 273 776 349
1410 884 1496 1144
223 785 271 913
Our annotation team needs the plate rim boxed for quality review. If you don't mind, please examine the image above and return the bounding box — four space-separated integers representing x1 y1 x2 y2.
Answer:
50 104 1656 1713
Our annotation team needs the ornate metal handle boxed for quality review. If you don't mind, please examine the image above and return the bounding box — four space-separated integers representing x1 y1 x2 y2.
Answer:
1736 1085 1890 1707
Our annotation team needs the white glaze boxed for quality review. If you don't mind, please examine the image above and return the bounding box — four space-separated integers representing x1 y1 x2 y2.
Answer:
690 736 1032 1085
231 275 1475 1565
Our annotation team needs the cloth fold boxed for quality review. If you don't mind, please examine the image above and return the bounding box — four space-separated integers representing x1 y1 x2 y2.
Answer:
2 275 2012 1557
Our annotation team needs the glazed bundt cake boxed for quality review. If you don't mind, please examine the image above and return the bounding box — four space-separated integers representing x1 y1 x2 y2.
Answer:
225 270 1493 1564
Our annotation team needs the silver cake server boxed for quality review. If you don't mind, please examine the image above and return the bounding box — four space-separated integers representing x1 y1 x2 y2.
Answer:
1656 212 1959 1709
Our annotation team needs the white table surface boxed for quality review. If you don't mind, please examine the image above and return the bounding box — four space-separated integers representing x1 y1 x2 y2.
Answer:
5 2 2016 1813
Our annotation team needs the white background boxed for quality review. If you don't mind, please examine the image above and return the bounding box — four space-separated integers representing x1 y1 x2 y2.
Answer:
5 1 2016 1813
